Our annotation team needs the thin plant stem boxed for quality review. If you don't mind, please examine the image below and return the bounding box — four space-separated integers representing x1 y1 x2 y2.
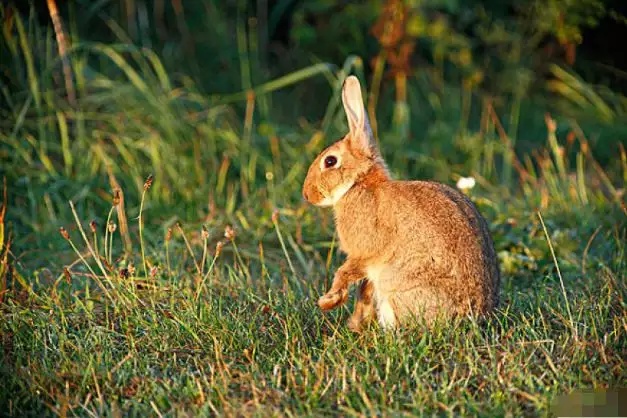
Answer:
230 240 251 283
166 238 171 279
92 230 99 261
176 223 202 277
196 253 219 304
104 206 114 263
64 237 113 303
139 188 148 279
537 211 577 339
46 0 76 106
69 201 111 283
325 233 337 291
368 53 386 144
109 227 114 266
272 216 297 279
200 226 208 277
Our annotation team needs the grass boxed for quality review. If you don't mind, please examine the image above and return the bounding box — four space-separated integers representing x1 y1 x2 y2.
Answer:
0 193 625 416
1 132 625 416
1 3 626 417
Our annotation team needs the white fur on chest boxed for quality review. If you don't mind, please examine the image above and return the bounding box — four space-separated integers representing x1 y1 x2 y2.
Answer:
366 264 396 329
318 182 354 207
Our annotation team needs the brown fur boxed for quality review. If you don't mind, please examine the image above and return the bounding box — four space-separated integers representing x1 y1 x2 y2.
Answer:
302 76 500 331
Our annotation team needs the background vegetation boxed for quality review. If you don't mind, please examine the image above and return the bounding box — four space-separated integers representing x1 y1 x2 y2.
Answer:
0 0 625 416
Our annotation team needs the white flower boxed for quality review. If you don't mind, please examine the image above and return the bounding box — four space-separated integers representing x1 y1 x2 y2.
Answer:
456 176 476 191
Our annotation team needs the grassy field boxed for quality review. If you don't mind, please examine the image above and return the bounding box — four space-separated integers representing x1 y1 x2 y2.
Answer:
1 3 626 417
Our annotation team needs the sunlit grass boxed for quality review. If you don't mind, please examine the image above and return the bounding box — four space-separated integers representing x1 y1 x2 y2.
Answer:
2 127 624 414
1 183 624 415
1 4 626 417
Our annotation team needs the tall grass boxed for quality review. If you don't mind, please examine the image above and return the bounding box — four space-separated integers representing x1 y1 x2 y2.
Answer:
1 3 626 416
1 158 624 415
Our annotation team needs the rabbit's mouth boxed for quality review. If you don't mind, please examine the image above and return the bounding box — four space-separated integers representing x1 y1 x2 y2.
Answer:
312 182 354 207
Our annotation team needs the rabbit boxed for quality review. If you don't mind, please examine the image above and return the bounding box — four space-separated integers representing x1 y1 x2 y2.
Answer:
302 75 500 331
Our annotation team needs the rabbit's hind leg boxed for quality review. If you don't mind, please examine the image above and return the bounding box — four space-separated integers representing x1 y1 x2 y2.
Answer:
390 286 454 327
348 279 376 332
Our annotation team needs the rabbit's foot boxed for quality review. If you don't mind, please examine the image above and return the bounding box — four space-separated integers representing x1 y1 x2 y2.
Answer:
347 315 363 333
347 304 375 333
318 288 348 311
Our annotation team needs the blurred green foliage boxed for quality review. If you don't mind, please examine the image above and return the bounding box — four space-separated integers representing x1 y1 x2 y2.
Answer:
64 0 627 156
0 0 625 240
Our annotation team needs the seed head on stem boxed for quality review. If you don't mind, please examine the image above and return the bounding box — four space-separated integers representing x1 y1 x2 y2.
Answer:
544 113 557 134
215 241 224 257
143 174 153 191
63 268 72 283
60 227 70 240
90 220 100 259
200 225 210 277
224 225 236 241
139 175 152 280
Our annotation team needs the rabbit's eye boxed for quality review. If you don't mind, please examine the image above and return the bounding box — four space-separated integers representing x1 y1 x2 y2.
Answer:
324 155 338 168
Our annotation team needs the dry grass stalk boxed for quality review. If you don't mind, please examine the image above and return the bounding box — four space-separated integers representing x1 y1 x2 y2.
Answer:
106 166 133 255
46 0 76 107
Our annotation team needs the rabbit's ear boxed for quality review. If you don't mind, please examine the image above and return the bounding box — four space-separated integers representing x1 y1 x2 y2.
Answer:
342 76 374 156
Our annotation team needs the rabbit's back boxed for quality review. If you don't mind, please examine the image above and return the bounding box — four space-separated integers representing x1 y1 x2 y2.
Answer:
372 180 500 319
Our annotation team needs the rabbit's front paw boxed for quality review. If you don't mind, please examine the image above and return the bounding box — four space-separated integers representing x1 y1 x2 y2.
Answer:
318 288 348 311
